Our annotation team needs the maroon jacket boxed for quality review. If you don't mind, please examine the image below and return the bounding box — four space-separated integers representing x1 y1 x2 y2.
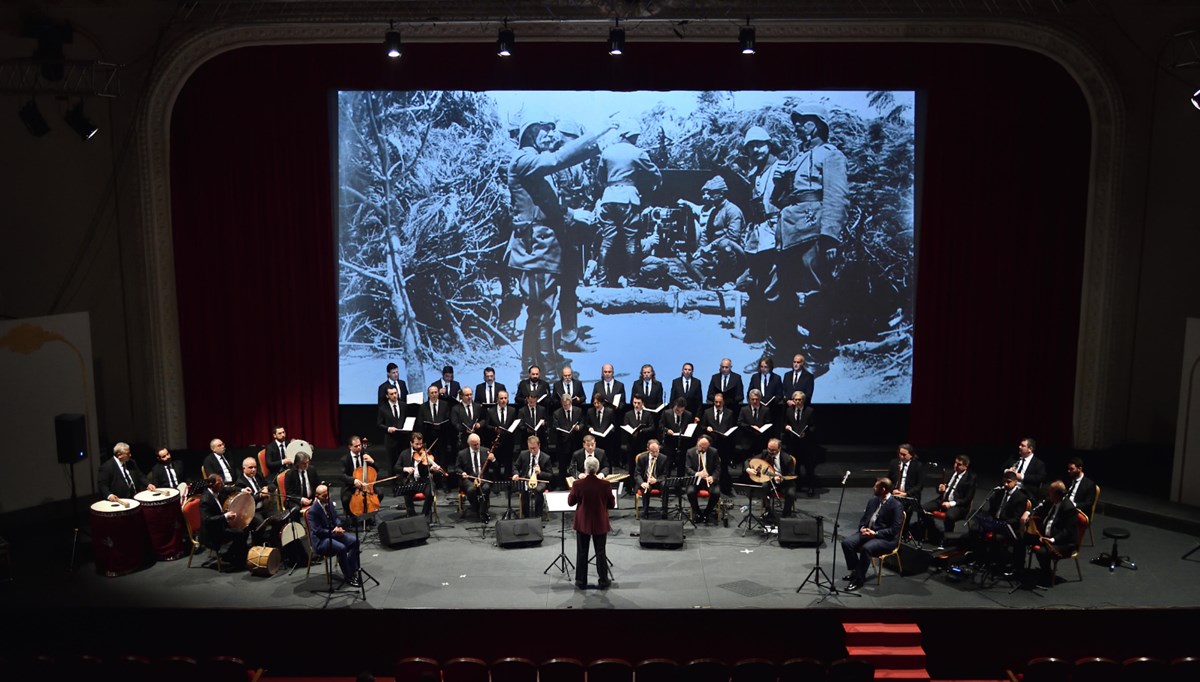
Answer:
568 473 614 536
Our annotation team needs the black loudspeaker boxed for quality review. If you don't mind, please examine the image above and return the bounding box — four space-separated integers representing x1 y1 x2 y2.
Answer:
378 515 430 547
638 520 684 549
495 518 544 548
882 542 935 576
54 413 87 464
778 517 824 548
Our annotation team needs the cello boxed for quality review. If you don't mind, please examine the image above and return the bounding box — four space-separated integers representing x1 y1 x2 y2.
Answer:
349 437 382 517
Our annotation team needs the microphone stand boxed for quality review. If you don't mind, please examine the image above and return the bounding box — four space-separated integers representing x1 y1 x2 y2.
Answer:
800 471 860 599
351 482 380 597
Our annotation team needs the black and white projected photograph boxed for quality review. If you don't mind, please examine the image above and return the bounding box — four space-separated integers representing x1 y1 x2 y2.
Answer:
336 90 916 404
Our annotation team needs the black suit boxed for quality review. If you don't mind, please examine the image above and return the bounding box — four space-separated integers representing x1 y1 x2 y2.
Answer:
396 449 436 517
486 405 521 478
631 379 665 410
264 439 291 477
586 405 620 469
430 379 462 403
451 401 485 450
662 408 696 475
98 457 147 499
1027 498 1080 582
1065 475 1097 515
887 458 926 502
746 371 784 407
553 379 587 412
634 451 671 516
569 447 610 478
514 449 551 518
339 450 382 515
515 379 551 407
517 404 549 444
377 378 409 405
923 469 977 544
283 466 320 509
456 446 493 518
1002 455 1047 499
699 405 736 494
842 494 904 584
378 399 408 470
750 450 797 518
474 382 508 408
591 380 627 411
419 398 454 468
686 446 721 520
553 406 585 476
148 461 184 489
233 472 272 539
669 376 704 415
706 372 744 409
782 405 816 489
200 488 249 565
737 404 772 461
782 368 815 404
622 408 657 469
202 452 238 485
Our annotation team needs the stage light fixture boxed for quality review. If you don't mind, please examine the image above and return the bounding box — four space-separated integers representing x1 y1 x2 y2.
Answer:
19 100 51 137
497 20 514 57
609 20 625 56
64 100 98 140
740 20 756 55
385 20 402 59
1193 87 1200 110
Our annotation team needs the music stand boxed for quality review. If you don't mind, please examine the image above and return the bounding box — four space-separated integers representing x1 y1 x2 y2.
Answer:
734 483 770 535
497 479 520 520
543 491 576 576
662 476 694 526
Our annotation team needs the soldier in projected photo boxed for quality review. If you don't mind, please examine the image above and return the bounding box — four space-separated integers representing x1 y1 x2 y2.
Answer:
679 175 747 290
552 119 597 353
737 125 784 349
595 120 662 287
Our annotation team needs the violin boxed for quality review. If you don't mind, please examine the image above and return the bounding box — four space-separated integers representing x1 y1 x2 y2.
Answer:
413 440 446 476
349 437 381 517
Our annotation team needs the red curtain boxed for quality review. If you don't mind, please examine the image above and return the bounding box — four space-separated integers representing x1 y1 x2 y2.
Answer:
170 41 1088 449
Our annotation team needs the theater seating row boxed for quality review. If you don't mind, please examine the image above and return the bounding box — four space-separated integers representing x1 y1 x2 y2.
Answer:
1017 655 1199 682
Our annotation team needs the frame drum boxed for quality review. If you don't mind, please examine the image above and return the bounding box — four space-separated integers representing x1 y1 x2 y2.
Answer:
134 488 186 560
279 520 311 567
246 545 281 576
89 499 148 577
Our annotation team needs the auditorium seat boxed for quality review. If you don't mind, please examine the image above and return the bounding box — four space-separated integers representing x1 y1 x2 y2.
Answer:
1169 656 1200 682
538 657 585 682
1120 656 1167 681
636 657 681 682
827 657 874 682
1074 656 1120 682
587 657 634 682
203 655 251 682
490 656 538 682
732 657 778 682
395 656 440 682
1022 657 1072 682
442 657 488 682
111 654 153 682
683 657 729 682
158 655 202 682
779 657 824 682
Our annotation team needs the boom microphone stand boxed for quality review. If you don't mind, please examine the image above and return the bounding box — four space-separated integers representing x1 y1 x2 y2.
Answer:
799 470 860 600
351 485 380 597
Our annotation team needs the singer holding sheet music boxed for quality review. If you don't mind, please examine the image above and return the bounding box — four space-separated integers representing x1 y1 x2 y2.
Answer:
784 391 816 496
569 455 614 590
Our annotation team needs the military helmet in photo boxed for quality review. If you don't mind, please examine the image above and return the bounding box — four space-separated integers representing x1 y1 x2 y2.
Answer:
556 119 584 138
518 111 555 148
701 175 728 193
742 125 772 147
790 103 830 138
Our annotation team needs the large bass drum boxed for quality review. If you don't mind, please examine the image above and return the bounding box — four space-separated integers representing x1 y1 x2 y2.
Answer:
134 488 186 560
89 499 149 577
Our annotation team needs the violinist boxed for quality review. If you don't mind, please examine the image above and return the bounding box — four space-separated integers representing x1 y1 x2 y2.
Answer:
340 435 383 520
745 437 796 522
398 432 442 520
457 433 494 521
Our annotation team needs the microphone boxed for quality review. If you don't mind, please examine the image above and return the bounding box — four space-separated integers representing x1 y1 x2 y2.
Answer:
841 470 851 485
992 485 1005 490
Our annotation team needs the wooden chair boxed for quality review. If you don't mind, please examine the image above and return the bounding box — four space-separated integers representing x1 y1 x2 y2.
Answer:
303 507 333 587
275 471 289 511
1027 509 1089 583
870 512 907 584
181 496 220 571
256 449 269 477
1085 484 1100 546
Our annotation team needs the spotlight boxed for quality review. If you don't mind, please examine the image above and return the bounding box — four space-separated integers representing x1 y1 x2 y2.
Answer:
498 20 514 57
1193 88 1200 110
64 100 98 140
384 20 402 59
608 21 625 56
19 100 50 137
739 22 756 55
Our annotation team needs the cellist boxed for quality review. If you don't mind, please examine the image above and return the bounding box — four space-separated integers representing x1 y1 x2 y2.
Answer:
340 435 383 521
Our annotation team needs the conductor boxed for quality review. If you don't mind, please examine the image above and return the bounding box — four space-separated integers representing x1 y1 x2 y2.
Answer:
568 456 614 590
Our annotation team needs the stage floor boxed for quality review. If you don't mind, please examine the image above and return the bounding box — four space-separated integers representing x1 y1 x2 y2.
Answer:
7 484 1200 613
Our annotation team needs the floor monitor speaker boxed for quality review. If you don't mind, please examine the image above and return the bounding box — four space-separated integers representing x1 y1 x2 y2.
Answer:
378 515 430 547
495 518 544 548
638 519 684 548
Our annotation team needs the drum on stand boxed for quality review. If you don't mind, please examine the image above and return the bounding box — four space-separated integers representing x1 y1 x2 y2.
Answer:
134 488 186 561
89 499 149 577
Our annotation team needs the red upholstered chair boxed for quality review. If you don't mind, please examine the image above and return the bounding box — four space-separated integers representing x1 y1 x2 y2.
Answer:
732 657 778 682
395 656 440 682
1022 657 1072 682
256 449 269 478
539 657 585 682
683 657 729 682
635 486 664 519
780 657 824 682
689 488 722 523
588 658 634 682
443 657 489 682
181 496 220 571
636 658 681 682
275 471 289 510
1027 509 1089 584
828 657 875 682
491 656 538 682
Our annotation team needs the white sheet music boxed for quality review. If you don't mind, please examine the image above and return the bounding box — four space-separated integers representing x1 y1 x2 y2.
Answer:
682 423 697 438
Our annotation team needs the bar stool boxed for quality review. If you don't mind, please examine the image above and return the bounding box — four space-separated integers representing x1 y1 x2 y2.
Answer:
1091 526 1136 571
